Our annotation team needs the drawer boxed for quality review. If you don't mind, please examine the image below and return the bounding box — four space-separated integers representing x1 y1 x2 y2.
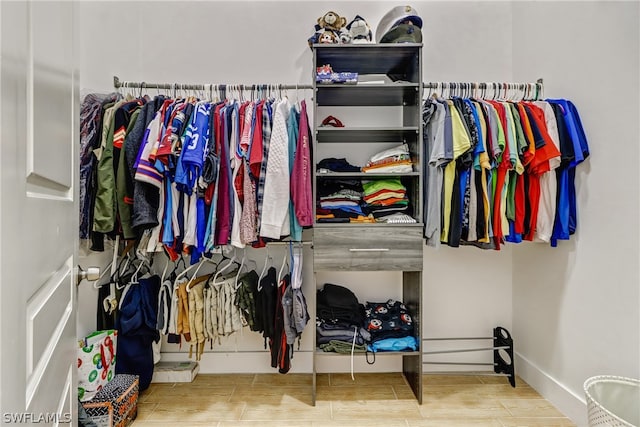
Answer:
313 226 423 271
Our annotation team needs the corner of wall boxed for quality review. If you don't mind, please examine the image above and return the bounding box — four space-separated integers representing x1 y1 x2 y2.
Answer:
515 352 587 426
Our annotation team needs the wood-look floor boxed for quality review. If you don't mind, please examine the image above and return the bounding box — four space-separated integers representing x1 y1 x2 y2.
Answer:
132 373 576 426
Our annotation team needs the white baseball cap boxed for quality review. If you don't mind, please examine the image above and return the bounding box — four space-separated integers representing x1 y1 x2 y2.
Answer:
375 5 423 43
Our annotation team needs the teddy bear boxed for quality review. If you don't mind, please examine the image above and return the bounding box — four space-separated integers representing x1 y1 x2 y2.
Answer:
317 11 347 32
308 11 351 46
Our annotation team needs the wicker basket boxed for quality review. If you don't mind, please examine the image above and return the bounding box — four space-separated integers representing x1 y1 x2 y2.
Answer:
584 375 639 427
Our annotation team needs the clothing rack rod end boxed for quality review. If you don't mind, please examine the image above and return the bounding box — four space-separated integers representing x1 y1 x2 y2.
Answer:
114 76 121 88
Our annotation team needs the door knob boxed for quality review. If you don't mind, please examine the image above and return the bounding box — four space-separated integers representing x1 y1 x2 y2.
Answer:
77 265 100 286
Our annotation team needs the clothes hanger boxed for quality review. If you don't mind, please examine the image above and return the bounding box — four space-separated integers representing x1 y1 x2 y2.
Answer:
101 236 120 313
160 256 170 283
187 254 221 291
277 246 289 284
169 255 186 280
257 245 272 291
537 81 544 100
212 247 239 285
117 257 150 310
510 84 517 101
187 273 213 289
290 242 305 290
234 248 248 289
113 246 135 291
129 257 150 286
175 255 201 282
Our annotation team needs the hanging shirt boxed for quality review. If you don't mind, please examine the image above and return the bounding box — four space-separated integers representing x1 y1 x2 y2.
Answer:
441 100 470 244
291 100 313 227
546 99 590 246
238 102 258 245
256 100 274 230
177 102 211 195
471 100 491 242
260 97 292 239
249 101 265 181
214 104 232 246
533 101 562 242
229 101 246 248
93 100 124 234
424 100 450 246
287 104 303 241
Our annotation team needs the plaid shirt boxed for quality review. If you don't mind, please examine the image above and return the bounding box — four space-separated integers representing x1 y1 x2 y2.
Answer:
256 99 273 227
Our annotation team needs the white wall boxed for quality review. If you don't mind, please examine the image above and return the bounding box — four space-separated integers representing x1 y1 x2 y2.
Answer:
78 0 516 373
421 1 515 367
77 2 640 423
511 2 640 425
77 1 640 423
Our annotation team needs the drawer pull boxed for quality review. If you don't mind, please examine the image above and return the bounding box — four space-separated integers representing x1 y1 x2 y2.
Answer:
349 248 390 252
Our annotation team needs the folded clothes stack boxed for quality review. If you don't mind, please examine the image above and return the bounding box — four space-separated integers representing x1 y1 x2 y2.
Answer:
316 320 371 346
365 299 417 353
376 212 416 224
316 283 368 351
317 179 366 222
362 143 413 173
317 157 360 173
319 188 364 216
361 178 410 218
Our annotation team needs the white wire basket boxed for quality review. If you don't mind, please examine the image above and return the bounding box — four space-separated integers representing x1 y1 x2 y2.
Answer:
584 375 640 427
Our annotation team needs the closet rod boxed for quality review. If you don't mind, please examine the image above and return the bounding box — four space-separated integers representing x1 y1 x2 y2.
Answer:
113 75 313 91
115 76 543 92
423 78 543 90
266 241 313 246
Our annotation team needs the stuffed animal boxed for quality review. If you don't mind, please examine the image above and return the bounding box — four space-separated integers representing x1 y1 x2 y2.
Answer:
318 29 339 44
346 15 373 44
308 11 351 46
317 11 347 32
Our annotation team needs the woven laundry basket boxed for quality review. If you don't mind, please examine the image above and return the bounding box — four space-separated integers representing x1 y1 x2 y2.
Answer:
584 375 640 427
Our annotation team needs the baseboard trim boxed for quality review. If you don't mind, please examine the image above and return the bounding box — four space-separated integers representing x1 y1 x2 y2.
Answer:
515 352 587 426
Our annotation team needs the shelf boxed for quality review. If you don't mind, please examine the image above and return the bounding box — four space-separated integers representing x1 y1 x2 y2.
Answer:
311 44 423 406
316 84 421 106
315 126 419 143
313 222 424 228
316 171 419 177
313 43 422 83
315 350 419 356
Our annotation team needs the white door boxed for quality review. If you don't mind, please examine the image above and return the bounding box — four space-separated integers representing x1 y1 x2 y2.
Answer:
0 1 79 424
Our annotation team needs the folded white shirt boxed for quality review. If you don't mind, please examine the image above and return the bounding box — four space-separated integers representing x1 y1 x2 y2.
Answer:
368 143 410 163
